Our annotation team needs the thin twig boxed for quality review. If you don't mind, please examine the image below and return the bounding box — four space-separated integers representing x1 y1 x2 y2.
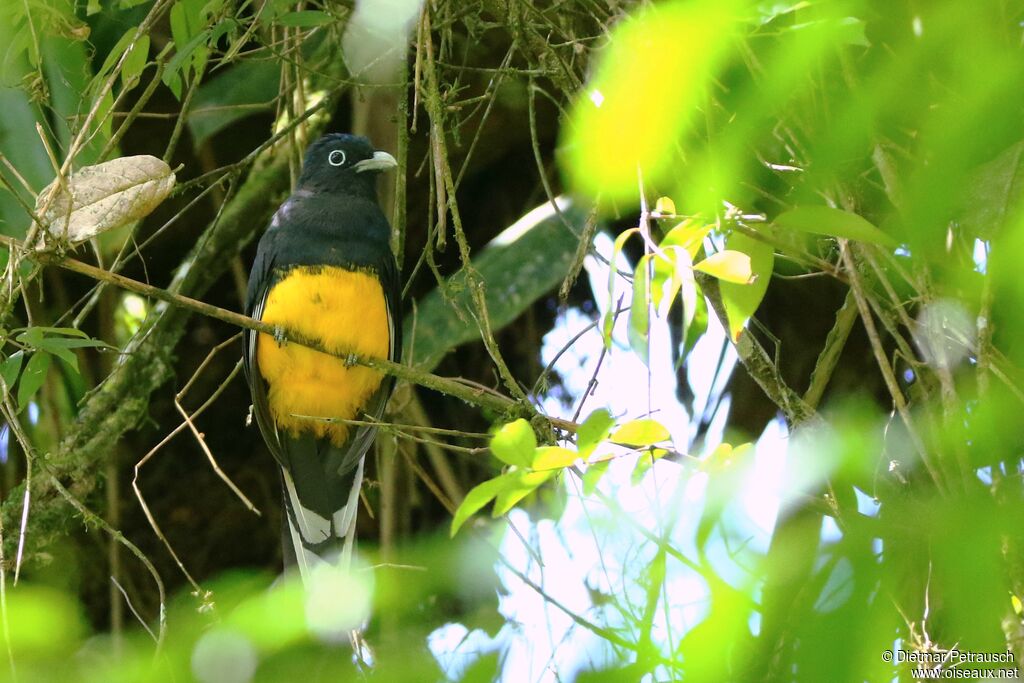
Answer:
0 233 574 431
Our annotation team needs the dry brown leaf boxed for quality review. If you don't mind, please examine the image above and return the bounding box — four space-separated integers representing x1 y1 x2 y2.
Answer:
35 155 175 246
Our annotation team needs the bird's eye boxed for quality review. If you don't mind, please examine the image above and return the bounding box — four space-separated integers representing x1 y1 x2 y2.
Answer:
328 150 346 167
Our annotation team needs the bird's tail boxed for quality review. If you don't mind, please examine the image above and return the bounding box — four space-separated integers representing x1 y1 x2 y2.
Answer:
280 458 364 583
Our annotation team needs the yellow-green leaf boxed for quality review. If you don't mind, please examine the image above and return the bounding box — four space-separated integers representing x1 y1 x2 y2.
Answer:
654 196 676 215
493 470 555 516
531 446 579 471
450 474 514 537
582 460 611 495
662 219 712 259
653 245 698 342
490 419 536 467
577 408 614 457
720 230 774 341
561 2 739 202
693 250 753 284
773 206 897 248
610 418 671 447
632 448 668 485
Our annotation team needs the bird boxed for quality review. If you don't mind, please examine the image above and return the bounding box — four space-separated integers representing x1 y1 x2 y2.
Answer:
243 133 400 581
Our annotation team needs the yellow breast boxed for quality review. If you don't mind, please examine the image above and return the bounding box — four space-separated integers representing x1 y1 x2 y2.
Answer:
256 266 390 445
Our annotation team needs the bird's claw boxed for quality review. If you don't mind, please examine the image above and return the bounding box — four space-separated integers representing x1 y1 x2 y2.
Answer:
273 325 286 344
344 353 358 367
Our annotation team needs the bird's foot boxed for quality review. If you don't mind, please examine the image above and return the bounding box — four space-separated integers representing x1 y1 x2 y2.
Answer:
273 325 286 344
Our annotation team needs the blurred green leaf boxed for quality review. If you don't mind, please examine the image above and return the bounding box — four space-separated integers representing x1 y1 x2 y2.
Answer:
562 1 740 202
631 448 667 484
0 585 85 657
960 139 1024 241
490 418 536 467
458 652 500 683
774 206 898 248
581 459 610 495
577 408 614 457
786 16 868 47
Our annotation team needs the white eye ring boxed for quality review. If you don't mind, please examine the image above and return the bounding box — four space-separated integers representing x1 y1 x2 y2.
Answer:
328 150 346 166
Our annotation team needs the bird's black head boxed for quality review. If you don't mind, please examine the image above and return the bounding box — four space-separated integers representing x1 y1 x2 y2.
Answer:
296 133 397 196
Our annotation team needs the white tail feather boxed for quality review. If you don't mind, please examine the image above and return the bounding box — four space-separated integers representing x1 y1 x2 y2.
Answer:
281 463 364 583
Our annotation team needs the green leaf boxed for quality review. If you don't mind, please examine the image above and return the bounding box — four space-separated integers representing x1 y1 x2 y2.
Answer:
35 340 77 372
610 418 670 447
187 60 280 148
122 35 150 89
35 337 110 350
582 459 611 495
450 474 515 536
720 230 775 342
960 140 1024 241
1 351 24 390
531 446 579 471
628 254 652 365
561 2 737 202
21 326 89 339
603 228 638 350
492 470 555 516
164 29 211 91
97 29 137 82
277 10 333 27
653 196 676 215
490 419 536 468
693 250 753 283
577 409 614 457
0 80 59 239
18 352 50 410
773 206 897 248
406 199 592 372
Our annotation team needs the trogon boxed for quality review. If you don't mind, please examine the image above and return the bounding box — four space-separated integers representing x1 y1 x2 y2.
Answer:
243 133 400 579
